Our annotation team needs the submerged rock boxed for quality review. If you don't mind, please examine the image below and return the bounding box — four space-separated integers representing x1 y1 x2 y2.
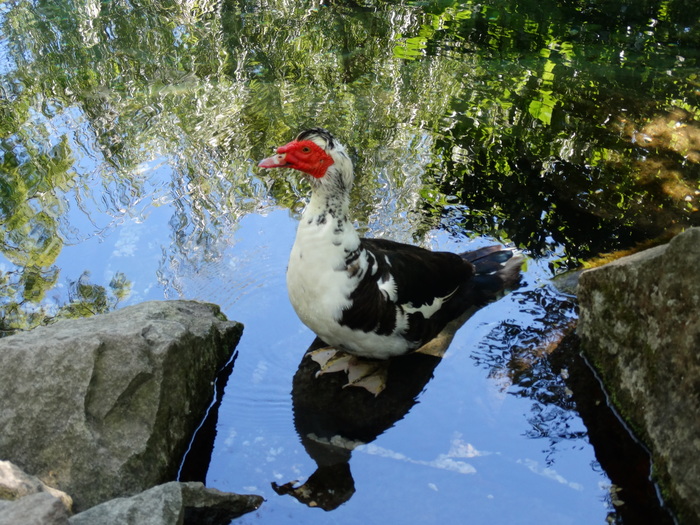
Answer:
0 300 243 512
68 482 263 525
577 227 700 522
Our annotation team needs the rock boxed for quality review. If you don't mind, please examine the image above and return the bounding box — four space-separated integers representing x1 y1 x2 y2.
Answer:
577 227 700 523
0 460 72 510
68 482 263 525
179 482 263 525
0 301 243 512
0 492 71 525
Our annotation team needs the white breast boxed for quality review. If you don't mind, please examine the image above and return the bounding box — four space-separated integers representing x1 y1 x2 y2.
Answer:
286 212 360 336
287 215 419 358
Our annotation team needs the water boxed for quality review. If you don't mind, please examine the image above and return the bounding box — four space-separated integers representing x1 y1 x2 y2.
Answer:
2 0 696 522
186 213 605 524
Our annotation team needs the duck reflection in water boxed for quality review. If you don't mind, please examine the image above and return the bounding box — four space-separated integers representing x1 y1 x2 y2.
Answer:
272 310 473 511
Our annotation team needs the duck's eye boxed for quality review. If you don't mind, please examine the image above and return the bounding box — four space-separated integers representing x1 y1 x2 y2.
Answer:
302 147 311 153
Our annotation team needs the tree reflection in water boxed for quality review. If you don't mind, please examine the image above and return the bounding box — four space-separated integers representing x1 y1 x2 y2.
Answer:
470 285 675 524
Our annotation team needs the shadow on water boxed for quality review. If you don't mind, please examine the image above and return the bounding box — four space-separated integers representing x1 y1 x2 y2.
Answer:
179 350 239 484
549 335 676 525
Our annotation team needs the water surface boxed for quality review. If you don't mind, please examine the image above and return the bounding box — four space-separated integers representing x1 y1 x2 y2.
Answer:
2 0 696 523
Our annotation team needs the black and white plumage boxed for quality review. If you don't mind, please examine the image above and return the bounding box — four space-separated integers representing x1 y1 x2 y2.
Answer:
259 128 522 362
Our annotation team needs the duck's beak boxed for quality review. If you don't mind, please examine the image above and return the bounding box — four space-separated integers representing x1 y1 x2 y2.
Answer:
258 152 288 169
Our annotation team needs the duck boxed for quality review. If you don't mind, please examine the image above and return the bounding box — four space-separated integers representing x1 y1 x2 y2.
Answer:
259 128 522 394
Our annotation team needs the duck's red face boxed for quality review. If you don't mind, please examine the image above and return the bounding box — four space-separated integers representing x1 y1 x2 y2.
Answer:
258 139 334 179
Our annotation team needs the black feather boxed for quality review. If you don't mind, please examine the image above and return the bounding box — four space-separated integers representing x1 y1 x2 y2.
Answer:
296 128 335 150
339 239 521 351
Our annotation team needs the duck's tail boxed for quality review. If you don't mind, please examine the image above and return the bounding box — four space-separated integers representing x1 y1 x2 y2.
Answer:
460 245 524 304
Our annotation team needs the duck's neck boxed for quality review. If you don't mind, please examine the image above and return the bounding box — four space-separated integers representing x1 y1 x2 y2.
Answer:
305 187 350 224
303 164 352 222
298 170 359 249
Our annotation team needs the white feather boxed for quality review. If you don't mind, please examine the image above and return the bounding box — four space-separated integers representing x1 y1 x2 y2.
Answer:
401 288 458 319
377 274 397 301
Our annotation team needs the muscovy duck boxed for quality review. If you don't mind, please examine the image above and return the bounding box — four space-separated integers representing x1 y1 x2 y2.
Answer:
259 128 522 393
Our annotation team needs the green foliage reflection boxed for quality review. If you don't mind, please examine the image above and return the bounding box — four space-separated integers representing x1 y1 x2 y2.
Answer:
0 0 698 331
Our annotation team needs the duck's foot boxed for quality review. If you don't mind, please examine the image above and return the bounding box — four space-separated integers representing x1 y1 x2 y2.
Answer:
343 358 387 396
307 348 388 396
308 347 355 376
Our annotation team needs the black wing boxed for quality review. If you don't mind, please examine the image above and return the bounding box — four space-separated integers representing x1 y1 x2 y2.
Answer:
338 237 476 347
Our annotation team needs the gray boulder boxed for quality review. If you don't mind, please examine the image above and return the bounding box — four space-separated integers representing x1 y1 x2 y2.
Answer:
577 227 700 522
69 482 263 525
0 300 243 512
0 492 71 525
0 460 72 510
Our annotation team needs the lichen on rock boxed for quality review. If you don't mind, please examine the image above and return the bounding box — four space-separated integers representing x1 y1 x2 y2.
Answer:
577 227 700 522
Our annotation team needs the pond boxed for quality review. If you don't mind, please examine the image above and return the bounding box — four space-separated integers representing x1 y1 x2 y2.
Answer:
1 0 698 523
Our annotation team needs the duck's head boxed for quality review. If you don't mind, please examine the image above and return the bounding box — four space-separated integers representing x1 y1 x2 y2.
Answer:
258 128 353 191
